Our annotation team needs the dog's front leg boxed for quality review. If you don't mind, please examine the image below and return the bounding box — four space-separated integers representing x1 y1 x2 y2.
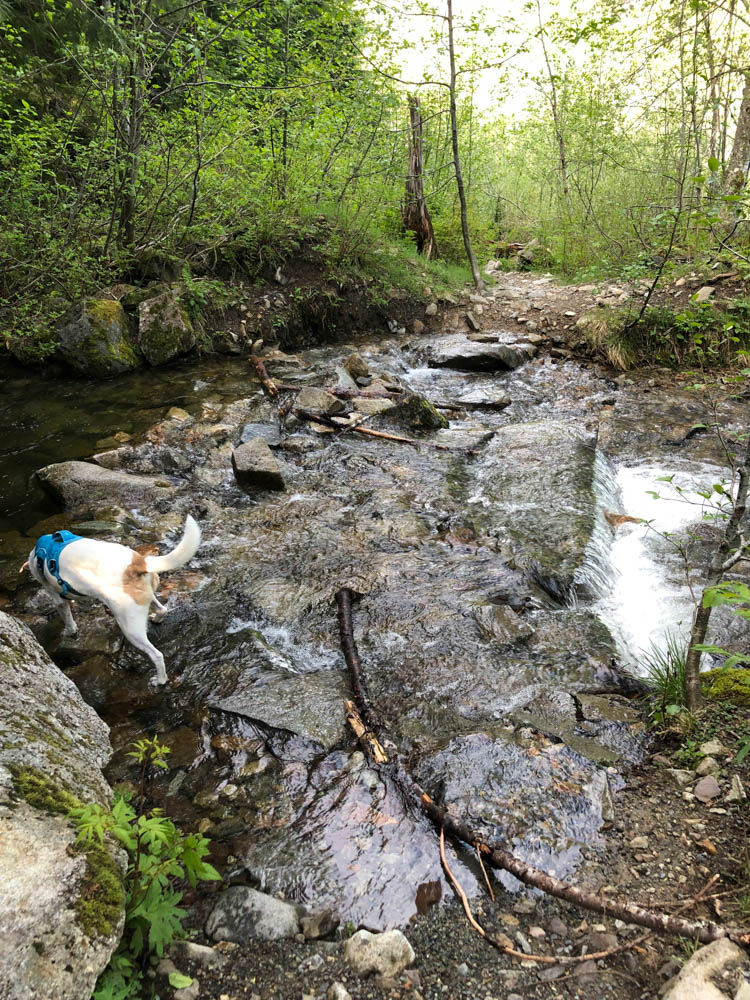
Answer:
56 598 78 637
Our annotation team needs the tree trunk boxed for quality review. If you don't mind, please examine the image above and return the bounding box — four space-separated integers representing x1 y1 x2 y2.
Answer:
446 0 483 291
403 95 438 259
684 435 750 710
722 74 750 213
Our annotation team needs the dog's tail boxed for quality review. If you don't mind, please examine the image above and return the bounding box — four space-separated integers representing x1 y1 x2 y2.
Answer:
145 515 201 573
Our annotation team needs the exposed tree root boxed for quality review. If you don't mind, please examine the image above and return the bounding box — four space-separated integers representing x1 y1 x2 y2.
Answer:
334 586 750 948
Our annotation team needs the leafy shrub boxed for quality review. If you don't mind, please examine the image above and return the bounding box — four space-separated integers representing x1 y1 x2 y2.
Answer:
69 737 221 1000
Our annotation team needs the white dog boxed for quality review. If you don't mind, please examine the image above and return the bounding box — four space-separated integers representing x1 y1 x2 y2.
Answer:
22 515 201 686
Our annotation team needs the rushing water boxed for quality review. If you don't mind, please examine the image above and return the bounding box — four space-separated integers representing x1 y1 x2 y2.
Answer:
4 335 735 927
591 462 728 669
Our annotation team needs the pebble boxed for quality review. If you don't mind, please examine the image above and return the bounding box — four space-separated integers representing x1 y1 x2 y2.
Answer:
548 916 568 937
694 757 719 777
629 835 649 849
693 775 721 802
726 775 746 802
456 963 470 977
327 984 351 1000
699 740 724 756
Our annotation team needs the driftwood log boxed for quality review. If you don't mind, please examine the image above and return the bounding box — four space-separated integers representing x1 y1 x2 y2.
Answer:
334 586 750 947
250 354 278 396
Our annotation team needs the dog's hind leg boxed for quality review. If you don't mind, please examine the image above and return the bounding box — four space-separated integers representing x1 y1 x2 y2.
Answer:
114 602 168 686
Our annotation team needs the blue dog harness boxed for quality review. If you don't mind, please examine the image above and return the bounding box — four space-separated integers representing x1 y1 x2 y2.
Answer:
34 530 84 599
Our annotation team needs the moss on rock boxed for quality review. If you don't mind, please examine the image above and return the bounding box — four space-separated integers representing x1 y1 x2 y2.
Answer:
137 287 197 365
701 667 750 707
56 298 142 376
11 767 124 939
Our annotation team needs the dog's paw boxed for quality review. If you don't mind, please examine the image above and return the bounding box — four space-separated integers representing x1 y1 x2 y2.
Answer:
62 627 79 638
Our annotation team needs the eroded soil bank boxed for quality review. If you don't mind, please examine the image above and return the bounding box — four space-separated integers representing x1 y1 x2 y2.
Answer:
1 268 749 1000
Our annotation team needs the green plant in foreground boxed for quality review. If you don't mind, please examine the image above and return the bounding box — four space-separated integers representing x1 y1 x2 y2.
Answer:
641 631 691 728
69 737 221 1000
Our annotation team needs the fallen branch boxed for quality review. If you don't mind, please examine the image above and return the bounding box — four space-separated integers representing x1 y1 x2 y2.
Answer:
250 355 278 397
295 408 472 454
334 587 750 947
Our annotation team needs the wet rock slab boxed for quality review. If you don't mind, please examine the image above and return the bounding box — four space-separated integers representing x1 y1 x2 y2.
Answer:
35 459 175 516
423 333 536 371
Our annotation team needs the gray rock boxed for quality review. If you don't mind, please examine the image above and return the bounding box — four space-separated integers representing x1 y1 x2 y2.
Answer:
668 768 695 787
205 886 302 942
240 423 283 447
352 398 396 417
629 835 649 849
174 941 227 968
35 460 174 516
328 984 352 1000
231 439 285 492
661 939 750 1000
300 909 340 940
210 670 349 750
726 775 746 802
465 311 480 331
425 302 438 317
699 740 724 756
456 389 511 411
296 387 346 415
55 298 141 376
693 775 721 802
427 337 535 371
343 929 415 978
695 756 720 777
137 288 196 366
174 981 199 1000
0 612 125 1000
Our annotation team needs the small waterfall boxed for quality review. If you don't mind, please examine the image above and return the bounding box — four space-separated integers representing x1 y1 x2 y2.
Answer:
590 462 726 672
572 449 621 602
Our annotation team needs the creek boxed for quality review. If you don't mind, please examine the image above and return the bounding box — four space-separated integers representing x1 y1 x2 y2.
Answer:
1 330 742 931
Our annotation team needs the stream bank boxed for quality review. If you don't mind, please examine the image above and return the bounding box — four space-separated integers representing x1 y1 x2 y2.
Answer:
1 267 749 999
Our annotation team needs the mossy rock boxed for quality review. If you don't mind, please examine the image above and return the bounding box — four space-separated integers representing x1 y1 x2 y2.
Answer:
370 391 449 431
56 298 142 376
701 667 750 707
137 287 196 365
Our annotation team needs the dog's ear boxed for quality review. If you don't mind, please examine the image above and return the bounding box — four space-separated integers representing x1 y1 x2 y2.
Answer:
18 560 29 575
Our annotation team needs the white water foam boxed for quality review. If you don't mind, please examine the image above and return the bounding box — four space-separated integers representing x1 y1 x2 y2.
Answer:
592 462 729 671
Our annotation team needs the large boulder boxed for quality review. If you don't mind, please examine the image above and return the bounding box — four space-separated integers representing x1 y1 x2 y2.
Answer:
56 298 141 377
35 460 175 516
0 612 125 1000
137 288 196 366
425 334 536 371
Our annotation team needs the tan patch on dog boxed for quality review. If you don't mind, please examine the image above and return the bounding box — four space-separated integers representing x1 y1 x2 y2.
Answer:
123 552 152 605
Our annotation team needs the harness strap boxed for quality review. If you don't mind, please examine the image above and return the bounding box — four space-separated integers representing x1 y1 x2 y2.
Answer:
34 530 85 600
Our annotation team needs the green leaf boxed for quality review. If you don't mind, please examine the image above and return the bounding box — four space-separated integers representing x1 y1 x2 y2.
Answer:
707 156 720 172
168 973 193 989
735 741 750 766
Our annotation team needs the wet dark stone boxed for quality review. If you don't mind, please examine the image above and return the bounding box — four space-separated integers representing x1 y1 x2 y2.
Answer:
231 439 285 492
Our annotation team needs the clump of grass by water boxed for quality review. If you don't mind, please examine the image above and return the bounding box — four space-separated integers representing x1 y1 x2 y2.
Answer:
640 631 691 726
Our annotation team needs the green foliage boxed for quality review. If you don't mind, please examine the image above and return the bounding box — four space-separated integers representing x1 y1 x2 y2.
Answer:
577 300 750 369
640 631 690 728
672 738 702 768
68 737 221 1000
